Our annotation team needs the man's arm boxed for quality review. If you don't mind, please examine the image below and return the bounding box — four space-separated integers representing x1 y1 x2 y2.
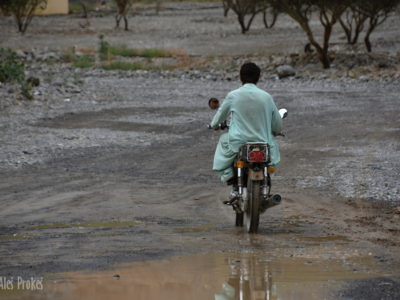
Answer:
271 98 282 136
210 93 233 128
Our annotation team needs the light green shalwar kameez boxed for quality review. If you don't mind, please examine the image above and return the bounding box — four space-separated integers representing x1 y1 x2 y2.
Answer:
210 83 282 181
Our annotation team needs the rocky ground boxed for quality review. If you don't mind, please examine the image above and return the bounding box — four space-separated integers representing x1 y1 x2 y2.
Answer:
0 2 400 299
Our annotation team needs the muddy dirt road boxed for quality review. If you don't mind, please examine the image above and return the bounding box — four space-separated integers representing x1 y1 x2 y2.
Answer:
1 75 399 299
1 2 400 299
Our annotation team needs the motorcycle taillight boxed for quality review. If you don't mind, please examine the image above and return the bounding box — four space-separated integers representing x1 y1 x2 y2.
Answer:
248 151 265 162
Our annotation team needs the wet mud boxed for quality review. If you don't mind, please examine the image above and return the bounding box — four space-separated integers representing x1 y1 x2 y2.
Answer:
1 78 399 299
2 250 392 300
1 3 400 299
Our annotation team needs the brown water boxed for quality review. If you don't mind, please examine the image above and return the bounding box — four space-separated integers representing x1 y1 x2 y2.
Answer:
5 250 384 300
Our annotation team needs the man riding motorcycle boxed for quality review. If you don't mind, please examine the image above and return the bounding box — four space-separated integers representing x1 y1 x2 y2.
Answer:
209 62 283 186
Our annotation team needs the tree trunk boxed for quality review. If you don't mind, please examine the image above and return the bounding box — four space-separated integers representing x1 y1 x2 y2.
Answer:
155 0 161 15
351 29 360 44
364 32 372 52
300 21 331 68
115 14 121 28
364 19 376 52
263 9 278 29
318 49 331 69
245 12 258 32
223 1 229 17
16 15 28 34
351 15 367 45
238 14 247 34
124 15 128 31
339 18 352 44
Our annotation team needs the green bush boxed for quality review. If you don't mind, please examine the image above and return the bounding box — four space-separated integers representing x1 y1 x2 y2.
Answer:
0 0 48 34
98 34 112 61
60 53 76 63
73 55 95 68
101 61 144 70
0 48 34 99
0 48 25 83
109 46 172 58
21 81 33 100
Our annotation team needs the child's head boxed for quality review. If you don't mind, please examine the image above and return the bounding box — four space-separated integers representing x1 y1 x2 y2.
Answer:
208 98 219 110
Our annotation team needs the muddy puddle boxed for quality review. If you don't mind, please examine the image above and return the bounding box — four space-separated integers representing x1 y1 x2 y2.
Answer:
3 251 385 300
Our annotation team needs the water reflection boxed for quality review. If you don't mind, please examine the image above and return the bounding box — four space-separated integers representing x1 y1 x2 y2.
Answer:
214 252 378 300
3 252 380 300
215 256 274 300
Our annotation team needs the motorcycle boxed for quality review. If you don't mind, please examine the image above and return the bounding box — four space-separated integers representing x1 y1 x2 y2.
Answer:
208 98 288 233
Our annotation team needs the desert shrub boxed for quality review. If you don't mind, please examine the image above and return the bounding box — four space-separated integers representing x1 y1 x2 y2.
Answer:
0 48 25 83
223 0 267 33
358 0 400 52
270 0 399 66
98 34 112 61
339 1 369 45
99 35 173 60
73 55 95 68
0 0 47 34
0 48 33 99
113 0 133 30
271 0 348 69
339 0 399 51
61 53 76 63
21 81 33 100
109 46 173 58
262 0 280 29
101 61 144 70
222 0 280 33
97 36 178 70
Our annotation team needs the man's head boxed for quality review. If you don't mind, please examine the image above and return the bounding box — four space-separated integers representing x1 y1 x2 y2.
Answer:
240 62 261 85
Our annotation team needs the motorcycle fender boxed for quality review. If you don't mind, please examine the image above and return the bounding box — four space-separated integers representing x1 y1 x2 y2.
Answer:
248 169 264 181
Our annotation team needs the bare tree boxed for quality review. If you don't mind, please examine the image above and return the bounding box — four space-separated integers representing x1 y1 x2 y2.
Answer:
222 0 231 17
358 0 400 52
339 1 368 45
338 0 399 49
273 0 347 68
262 1 280 29
78 0 91 29
113 0 133 31
0 0 47 34
155 0 162 15
224 0 267 34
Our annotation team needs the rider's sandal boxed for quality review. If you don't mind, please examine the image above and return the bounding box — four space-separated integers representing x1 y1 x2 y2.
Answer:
223 191 239 205
223 199 237 205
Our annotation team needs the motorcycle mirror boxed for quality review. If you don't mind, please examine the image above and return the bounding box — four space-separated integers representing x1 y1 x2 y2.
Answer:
279 108 288 119
208 98 220 110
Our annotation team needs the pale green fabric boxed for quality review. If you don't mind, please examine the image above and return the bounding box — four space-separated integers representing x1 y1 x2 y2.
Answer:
211 83 282 181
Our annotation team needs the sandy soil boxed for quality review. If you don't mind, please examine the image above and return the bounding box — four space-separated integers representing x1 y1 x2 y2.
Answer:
0 2 399 299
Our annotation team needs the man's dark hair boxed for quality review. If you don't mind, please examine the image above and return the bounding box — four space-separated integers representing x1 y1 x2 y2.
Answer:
240 62 261 84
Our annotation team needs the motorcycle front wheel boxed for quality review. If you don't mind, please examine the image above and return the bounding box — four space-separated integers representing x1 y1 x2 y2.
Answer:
235 212 243 227
245 178 261 233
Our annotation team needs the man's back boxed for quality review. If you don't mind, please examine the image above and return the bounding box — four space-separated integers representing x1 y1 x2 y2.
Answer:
210 83 282 166
228 83 281 150
210 62 282 182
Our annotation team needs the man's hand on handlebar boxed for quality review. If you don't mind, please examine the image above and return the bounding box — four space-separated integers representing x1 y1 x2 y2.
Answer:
207 124 221 130
208 121 228 131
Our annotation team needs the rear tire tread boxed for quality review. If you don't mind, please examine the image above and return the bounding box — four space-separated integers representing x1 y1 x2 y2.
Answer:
246 179 260 233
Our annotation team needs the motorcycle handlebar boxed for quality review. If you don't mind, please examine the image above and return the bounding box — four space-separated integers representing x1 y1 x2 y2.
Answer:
208 121 228 131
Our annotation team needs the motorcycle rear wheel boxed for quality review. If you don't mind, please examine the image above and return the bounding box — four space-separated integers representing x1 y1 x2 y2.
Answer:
245 178 261 233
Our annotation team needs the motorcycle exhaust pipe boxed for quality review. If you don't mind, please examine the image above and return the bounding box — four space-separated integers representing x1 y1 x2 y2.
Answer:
270 194 281 206
262 194 282 211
